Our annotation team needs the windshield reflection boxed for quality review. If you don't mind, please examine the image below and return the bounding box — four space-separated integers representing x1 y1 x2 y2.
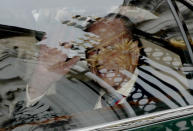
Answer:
1 0 193 130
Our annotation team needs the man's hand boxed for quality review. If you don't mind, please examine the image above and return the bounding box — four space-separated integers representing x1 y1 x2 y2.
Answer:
28 44 80 102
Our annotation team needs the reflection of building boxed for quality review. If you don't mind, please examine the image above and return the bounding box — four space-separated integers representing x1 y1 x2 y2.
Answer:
0 25 45 126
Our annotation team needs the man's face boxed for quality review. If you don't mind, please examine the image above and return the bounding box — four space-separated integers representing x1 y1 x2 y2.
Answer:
87 18 132 46
86 17 140 90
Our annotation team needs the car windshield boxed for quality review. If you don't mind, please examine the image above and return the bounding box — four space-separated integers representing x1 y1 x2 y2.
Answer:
1 0 193 130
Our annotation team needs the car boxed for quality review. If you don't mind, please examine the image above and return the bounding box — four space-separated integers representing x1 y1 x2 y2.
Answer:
0 0 193 130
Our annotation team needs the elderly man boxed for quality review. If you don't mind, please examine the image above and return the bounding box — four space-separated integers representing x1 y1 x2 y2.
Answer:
27 2 193 116
2 0 193 130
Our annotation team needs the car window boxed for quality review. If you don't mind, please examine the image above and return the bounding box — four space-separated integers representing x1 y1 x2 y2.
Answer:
1 0 193 130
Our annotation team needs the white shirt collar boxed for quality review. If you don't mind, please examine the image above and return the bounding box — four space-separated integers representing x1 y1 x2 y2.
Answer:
116 68 138 96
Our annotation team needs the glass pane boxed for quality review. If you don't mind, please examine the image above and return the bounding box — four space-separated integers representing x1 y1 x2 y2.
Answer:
0 0 193 130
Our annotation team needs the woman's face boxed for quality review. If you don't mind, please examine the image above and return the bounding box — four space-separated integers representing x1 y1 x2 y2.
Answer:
86 17 140 90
